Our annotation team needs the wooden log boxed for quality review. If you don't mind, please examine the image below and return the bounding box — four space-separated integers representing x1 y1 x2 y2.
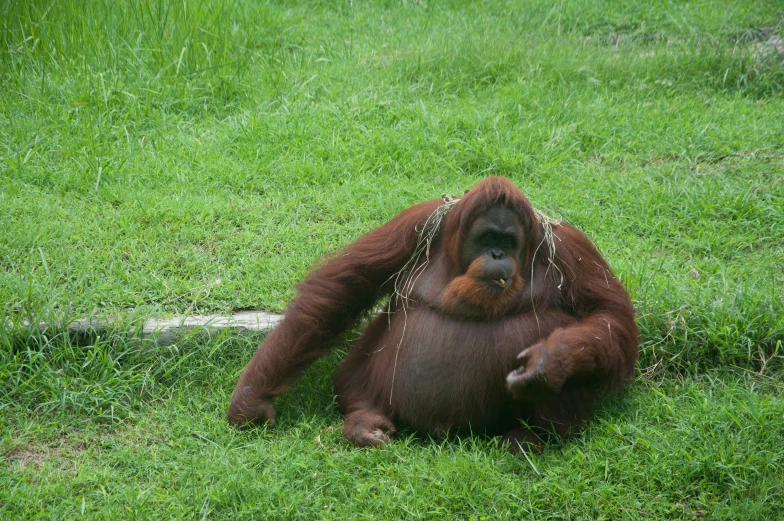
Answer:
16 311 284 347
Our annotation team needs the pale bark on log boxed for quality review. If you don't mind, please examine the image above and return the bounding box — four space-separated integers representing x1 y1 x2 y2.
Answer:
19 311 284 347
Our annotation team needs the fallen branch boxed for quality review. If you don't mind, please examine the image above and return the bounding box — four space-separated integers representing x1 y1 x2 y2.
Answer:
12 311 284 347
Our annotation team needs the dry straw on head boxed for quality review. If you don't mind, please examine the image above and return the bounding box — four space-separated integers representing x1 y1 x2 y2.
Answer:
388 194 461 309
389 196 563 309
532 207 563 290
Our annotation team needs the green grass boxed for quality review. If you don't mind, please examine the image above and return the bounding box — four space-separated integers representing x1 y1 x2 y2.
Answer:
1 0 783 518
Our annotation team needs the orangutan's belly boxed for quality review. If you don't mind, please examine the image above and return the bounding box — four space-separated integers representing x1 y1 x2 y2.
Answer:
372 307 552 433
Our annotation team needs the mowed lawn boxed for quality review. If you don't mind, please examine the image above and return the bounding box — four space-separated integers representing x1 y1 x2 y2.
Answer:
1 0 783 519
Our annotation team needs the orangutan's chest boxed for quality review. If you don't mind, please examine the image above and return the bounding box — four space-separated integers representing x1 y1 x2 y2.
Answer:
375 307 546 429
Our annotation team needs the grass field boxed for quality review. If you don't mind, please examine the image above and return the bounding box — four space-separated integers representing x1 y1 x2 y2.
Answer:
1 0 783 518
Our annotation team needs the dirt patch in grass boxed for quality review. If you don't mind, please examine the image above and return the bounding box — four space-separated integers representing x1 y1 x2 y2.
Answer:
3 436 87 471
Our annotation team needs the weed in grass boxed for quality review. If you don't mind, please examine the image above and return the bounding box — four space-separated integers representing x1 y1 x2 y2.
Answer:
1 0 783 518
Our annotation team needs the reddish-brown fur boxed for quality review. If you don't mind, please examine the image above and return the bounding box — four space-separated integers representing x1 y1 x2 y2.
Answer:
229 177 638 451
